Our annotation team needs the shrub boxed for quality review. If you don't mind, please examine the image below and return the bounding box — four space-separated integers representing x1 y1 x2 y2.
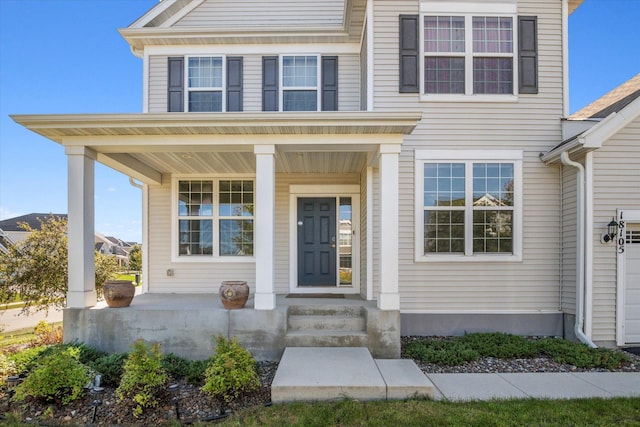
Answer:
13 346 91 404
72 343 109 365
33 321 63 346
536 338 629 370
89 352 128 387
161 353 192 379
186 359 208 386
8 345 49 375
459 332 537 359
202 336 260 403
116 340 168 417
0 353 17 385
404 339 479 366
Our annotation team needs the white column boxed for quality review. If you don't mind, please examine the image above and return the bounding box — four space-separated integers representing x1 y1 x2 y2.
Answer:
66 146 97 308
254 145 276 310
378 144 401 310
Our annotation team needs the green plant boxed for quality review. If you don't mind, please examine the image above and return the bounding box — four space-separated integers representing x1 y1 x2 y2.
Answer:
8 345 49 375
404 339 479 366
89 352 128 387
536 338 629 370
33 320 63 346
186 359 209 386
13 346 91 404
202 336 260 403
0 353 17 384
116 340 168 417
161 353 192 378
459 332 537 359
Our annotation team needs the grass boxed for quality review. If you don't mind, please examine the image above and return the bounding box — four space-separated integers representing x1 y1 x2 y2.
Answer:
212 398 640 427
0 323 63 349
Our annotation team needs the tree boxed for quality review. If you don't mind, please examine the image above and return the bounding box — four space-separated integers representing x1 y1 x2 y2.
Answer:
0 216 119 313
128 244 142 272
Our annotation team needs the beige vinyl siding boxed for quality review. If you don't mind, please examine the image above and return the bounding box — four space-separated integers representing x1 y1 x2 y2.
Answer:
148 56 167 113
374 0 564 312
147 182 256 293
591 116 640 342
174 0 345 28
146 54 361 113
561 164 578 314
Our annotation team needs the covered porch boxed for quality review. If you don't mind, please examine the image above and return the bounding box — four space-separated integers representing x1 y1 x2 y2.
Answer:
12 111 420 359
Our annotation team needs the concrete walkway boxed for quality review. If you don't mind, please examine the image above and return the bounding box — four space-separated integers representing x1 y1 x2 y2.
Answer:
272 347 640 403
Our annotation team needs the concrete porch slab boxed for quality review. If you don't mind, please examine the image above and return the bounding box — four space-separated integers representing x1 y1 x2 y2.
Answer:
271 347 434 403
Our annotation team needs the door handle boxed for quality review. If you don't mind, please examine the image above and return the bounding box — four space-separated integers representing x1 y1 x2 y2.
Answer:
331 235 336 248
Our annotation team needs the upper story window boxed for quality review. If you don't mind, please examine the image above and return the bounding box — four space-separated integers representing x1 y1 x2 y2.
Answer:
262 55 338 112
415 150 522 262
167 56 243 113
423 15 514 97
187 57 224 112
282 55 319 111
399 3 538 99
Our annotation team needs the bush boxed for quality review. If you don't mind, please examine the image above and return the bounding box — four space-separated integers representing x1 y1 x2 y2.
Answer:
33 321 63 346
405 339 479 366
116 340 168 417
0 353 17 385
459 332 537 359
536 338 630 370
186 359 208 386
13 346 91 404
8 346 49 375
89 352 128 387
202 336 260 403
161 353 192 379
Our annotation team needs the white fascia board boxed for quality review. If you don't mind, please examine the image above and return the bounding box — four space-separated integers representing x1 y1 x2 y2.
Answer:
128 0 178 28
420 0 516 15
160 0 207 28
145 43 360 56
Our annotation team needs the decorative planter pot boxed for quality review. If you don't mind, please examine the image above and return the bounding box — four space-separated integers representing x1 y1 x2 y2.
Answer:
103 280 136 308
219 281 249 309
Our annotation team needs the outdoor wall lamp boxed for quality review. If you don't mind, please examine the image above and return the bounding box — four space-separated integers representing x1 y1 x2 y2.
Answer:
602 217 619 243
168 383 180 420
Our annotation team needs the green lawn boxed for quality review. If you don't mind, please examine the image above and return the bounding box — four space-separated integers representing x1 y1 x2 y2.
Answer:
215 398 640 427
0 323 62 348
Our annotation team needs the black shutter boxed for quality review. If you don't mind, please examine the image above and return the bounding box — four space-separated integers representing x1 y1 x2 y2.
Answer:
227 56 243 112
262 56 279 111
518 16 538 94
322 56 338 111
168 57 184 112
399 15 419 93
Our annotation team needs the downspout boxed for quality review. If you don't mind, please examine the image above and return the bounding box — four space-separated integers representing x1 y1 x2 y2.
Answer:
560 152 596 347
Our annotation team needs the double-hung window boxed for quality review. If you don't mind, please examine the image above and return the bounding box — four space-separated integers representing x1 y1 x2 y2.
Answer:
175 178 254 260
415 150 522 262
281 55 320 111
423 15 514 96
187 56 224 112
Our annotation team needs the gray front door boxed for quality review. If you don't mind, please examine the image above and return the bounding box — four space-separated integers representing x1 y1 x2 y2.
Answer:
297 197 337 286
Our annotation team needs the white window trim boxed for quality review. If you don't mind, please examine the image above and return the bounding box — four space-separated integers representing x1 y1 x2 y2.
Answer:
185 55 227 112
279 54 322 112
419 2 518 102
414 149 523 262
171 175 256 263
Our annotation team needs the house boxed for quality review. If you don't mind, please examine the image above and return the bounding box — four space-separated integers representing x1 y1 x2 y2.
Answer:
12 0 617 360
542 73 640 347
95 233 134 268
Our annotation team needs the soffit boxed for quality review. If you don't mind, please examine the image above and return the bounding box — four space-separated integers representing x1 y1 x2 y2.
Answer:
11 112 421 144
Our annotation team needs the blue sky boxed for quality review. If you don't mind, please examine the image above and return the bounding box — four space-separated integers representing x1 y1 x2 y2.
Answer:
1 0 639 243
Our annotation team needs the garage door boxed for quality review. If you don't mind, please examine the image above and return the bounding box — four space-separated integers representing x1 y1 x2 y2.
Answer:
625 225 640 344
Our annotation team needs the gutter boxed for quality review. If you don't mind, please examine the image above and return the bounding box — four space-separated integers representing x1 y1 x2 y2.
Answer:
560 152 596 348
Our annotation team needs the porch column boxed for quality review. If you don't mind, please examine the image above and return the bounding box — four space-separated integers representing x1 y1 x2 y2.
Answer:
66 146 97 308
254 145 276 310
378 144 401 310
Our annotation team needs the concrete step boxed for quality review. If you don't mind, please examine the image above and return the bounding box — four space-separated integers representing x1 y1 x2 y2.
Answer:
288 314 366 332
287 305 365 317
271 347 435 403
285 330 369 347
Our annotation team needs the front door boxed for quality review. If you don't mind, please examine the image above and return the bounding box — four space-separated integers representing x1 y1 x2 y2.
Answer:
625 225 640 344
297 197 337 286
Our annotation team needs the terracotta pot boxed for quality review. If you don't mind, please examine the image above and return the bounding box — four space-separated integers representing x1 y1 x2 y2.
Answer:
103 280 135 308
220 281 249 309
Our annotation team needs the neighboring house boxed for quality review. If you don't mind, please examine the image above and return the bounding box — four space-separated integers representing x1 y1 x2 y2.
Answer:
0 229 14 254
542 74 640 347
0 213 67 244
95 233 133 268
15 0 630 359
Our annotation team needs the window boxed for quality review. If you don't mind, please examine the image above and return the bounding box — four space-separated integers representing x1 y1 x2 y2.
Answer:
282 55 319 111
422 13 514 97
415 150 522 261
175 178 254 260
187 57 224 112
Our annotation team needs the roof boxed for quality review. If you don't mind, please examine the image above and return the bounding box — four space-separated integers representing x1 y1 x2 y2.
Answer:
542 74 640 164
0 213 67 232
570 74 640 120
